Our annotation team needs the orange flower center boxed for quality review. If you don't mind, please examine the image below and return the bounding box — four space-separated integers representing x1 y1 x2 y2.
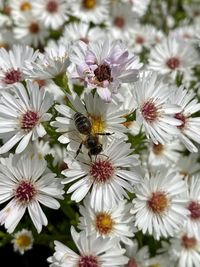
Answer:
82 0 96 9
152 143 164 155
95 213 114 235
20 2 32 11
148 192 168 214
181 235 197 249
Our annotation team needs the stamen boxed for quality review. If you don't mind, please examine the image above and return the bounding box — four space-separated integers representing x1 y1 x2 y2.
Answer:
148 192 168 214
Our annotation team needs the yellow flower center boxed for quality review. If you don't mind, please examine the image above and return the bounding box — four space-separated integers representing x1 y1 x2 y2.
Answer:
150 264 161 267
38 153 43 160
88 114 106 134
16 234 32 248
95 213 114 235
20 2 32 11
82 0 96 9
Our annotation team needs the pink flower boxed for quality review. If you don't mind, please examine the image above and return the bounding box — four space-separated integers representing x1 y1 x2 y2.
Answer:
70 39 142 102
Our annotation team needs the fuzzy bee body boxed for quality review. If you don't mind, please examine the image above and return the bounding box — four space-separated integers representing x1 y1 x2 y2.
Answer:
73 112 106 158
74 112 92 134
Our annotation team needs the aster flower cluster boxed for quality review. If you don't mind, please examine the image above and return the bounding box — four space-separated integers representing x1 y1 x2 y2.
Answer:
0 1 200 267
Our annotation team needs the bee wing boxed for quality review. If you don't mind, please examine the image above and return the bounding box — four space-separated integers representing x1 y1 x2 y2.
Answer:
66 130 87 152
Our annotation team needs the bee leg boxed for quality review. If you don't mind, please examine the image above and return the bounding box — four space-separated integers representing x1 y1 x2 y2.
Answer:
75 142 83 159
88 152 92 162
96 132 114 136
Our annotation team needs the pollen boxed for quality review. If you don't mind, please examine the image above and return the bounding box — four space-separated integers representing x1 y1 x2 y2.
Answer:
95 212 114 235
88 114 106 134
16 234 32 249
20 2 32 11
181 235 197 250
141 100 158 123
90 159 114 183
166 57 180 70
21 110 40 133
147 192 168 214
46 0 58 13
3 68 22 85
78 255 99 267
82 0 96 9
152 143 164 155
15 180 36 204
188 201 200 220
174 112 187 129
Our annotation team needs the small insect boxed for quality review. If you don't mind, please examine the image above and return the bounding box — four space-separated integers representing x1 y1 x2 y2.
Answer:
73 112 112 158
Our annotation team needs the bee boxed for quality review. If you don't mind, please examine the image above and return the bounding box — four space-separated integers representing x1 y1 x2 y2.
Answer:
73 112 112 158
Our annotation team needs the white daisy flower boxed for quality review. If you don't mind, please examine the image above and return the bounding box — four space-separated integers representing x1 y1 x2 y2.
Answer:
0 81 53 154
183 2 200 23
50 144 68 171
0 29 15 50
10 0 33 22
48 226 128 267
12 229 34 255
113 84 142 136
147 254 174 267
170 24 197 43
70 0 109 24
31 140 51 160
62 138 141 210
132 168 188 240
32 0 69 30
78 196 135 245
175 154 200 179
147 139 184 167
108 1 138 40
170 86 200 153
169 232 200 267
125 24 165 53
33 79 66 104
124 240 150 267
25 42 70 79
148 37 199 79
0 154 64 233
0 13 12 28
133 72 182 144
60 21 107 45
13 16 49 47
184 176 200 239
51 92 128 152
70 39 141 102
0 45 38 90
122 0 150 17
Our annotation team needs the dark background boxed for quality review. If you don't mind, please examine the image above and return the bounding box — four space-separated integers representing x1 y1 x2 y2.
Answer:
0 244 52 267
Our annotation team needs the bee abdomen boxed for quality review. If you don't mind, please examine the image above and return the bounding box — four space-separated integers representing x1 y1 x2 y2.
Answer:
74 112 92 134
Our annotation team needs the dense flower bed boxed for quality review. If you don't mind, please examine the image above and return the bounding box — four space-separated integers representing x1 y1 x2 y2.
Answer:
0 0 200 266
